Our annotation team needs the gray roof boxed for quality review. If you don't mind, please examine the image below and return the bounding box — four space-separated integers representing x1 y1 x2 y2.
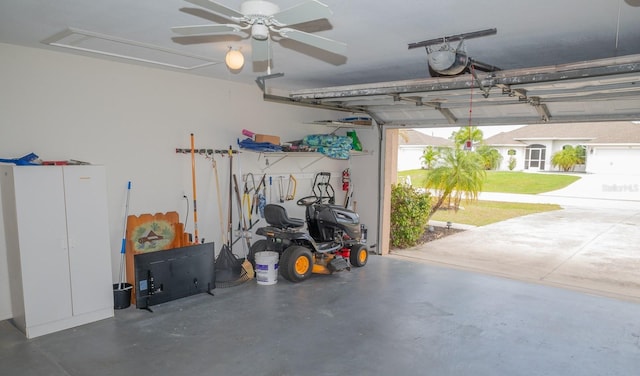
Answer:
484 122 640 146
399 130 453 147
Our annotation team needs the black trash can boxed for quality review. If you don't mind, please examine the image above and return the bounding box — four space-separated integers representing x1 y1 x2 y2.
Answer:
113 283 132 309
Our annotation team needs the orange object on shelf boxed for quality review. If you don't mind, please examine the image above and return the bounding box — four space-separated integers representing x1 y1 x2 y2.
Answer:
254 134 281 145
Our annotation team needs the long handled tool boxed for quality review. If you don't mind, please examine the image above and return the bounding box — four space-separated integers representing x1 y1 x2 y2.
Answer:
116 181 132 290
242 173 256 228
232 149 255 279
190 133 200 244
215 146 251 286
233 174 252 251
252 174 266 223
212 157 227 246
227 146 234 251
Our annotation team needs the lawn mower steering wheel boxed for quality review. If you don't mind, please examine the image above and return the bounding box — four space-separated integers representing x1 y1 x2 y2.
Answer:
297 195 320 206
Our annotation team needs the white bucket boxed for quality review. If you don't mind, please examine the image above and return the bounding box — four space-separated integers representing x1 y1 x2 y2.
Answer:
255 251 279 285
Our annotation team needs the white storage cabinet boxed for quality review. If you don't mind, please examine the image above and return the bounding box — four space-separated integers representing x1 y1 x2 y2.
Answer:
0 165 113 338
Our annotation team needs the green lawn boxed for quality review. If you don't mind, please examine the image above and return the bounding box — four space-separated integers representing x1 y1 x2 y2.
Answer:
398 170 581 194
396 170 578 226
430 200 562 226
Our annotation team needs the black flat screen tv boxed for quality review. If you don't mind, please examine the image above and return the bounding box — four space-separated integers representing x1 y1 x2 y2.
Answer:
134 242 215 310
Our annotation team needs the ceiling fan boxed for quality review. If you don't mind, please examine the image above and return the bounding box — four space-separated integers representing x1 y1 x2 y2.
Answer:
408 28 500 77
172 0 347 64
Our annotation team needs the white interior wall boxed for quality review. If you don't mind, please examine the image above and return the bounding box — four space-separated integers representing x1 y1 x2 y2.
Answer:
0 43 380 320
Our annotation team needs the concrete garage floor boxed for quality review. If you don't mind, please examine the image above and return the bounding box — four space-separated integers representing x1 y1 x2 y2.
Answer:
393 173 640 303
1 256 640 376
1 173 639 375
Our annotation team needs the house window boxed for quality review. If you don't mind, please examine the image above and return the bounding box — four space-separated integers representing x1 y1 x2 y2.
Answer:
525 144 546 170
507 149 516 156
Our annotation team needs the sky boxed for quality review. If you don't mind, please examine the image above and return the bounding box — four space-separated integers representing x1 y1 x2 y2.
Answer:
416 124 525 139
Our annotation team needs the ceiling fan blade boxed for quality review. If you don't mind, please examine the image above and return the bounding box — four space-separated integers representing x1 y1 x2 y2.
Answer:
271 0 332 26
184 0 244 21
172 24 243 36
252 38 269 62
278 28 346 56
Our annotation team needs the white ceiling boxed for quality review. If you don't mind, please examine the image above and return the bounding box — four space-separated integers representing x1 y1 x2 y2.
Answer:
2 0 640 92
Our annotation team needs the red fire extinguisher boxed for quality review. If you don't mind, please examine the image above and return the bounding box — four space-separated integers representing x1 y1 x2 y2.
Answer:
342 168 350 191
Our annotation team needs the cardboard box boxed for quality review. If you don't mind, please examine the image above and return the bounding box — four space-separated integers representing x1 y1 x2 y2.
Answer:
254 134 281 145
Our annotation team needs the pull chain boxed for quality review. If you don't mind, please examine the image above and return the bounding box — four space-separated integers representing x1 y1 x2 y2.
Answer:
466 64 475 149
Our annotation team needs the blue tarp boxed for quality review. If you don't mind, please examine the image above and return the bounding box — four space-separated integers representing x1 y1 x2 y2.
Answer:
0 153 40 165
237 138 282 152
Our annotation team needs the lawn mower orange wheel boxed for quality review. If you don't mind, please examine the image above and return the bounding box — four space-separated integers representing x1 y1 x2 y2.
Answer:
350 244 369 267
280 246 313 283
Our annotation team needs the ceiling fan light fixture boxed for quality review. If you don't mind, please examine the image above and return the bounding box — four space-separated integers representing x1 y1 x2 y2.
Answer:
173 0 346 69
251 23 270 40
225 47 244 70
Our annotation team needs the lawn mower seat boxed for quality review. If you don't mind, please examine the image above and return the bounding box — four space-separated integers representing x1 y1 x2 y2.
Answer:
264 204 305 229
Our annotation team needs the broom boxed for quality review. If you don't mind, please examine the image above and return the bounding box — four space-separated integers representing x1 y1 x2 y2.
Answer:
213 155 253 279
214 148 252 287
116 181 132 290
233 173 254 279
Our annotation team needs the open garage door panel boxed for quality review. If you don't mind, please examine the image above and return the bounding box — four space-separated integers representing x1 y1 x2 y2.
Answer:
288 55 640 127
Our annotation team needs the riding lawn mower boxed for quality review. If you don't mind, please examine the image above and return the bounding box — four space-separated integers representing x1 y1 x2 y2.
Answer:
248 195 369 283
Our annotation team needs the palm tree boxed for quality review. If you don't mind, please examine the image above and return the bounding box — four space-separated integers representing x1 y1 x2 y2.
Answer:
424 146 486 218
420 146 440 169
452 126 484 148
551 145 585 172
476 145 503 170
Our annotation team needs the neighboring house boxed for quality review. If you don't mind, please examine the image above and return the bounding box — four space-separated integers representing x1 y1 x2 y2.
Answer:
398 129 452 171
484 122 640 174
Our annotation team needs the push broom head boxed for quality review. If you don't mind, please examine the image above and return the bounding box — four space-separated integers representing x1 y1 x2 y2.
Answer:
215 244 251 288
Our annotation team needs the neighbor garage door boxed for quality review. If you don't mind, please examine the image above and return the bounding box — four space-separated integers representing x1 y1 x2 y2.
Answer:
588 147 640 174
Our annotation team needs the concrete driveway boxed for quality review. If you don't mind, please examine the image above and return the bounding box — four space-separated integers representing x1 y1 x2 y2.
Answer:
391 173 640 302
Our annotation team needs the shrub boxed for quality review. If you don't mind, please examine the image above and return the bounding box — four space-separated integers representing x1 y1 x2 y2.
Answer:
551 145 586 172
476 145 503 170
508 156 517 170
390 184 431 248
